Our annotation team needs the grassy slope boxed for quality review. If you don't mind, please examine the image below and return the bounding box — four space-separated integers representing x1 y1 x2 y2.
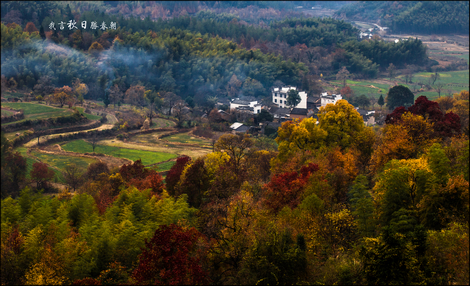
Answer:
1 102 73 125
62 139 177 166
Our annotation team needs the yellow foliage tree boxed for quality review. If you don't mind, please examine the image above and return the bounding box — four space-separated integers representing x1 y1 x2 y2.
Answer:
203 151 230 182
370 112 437 175
318 99 365 149
24 246 68 285
275 117 327 162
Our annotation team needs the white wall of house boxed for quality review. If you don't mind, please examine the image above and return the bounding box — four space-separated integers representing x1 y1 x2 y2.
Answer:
272 87 307 109
320 93 342 107
230 100 262 114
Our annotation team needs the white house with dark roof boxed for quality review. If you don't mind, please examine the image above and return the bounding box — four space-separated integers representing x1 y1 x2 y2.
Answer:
230 98 263 114
320 92 342 107
272 86 307 109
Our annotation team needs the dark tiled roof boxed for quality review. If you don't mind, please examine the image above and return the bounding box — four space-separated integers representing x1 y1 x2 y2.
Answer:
273 107 291 115
234 125 250 132
290 108 308 115
307 102 317 110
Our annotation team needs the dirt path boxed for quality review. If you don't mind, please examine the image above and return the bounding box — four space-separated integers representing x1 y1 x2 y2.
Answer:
23 123 115 147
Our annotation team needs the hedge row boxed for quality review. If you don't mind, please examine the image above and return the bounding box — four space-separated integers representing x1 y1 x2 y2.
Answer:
1 111 87 133
10 120 102 148
1 111 24 123
37 127 119 146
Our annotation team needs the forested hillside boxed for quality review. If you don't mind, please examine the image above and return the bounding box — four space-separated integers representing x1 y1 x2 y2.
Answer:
2 93 469 285
335 1 469 34
2 0 433 103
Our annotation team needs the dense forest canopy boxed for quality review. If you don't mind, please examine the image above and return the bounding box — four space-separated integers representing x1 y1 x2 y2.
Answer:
1 0 434 102
334 1 469 34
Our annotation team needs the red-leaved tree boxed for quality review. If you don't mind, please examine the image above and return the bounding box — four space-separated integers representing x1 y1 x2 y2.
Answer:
386 96 461 138
264 163 319 213
132 224 210 285
165 156 191 196
30 162 55 190
119 159 150 182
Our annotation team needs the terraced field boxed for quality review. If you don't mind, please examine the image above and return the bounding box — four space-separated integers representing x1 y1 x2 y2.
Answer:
1 102 74 125
61 139 177 166
16 147 96 183
163 133 212 147
329 69 469 101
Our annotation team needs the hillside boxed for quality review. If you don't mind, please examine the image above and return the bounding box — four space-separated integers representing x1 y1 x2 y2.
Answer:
334 1 469 35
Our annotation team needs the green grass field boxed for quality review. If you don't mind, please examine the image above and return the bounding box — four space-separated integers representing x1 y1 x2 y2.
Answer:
15 147 87 183
1 109 15 116
1 102 73 125
151 118 176 128
150 161 176 173
329 69 468 102
30 151 97 182
330 80 391 98
61 139 177 166
163 133 211 147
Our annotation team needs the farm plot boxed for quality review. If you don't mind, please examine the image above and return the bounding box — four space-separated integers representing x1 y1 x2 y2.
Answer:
15 147 96 183
61 139 177 166
163 133 212 147
1 102 73 125
329 80 391 99
1 109 15 116
151 117 176 128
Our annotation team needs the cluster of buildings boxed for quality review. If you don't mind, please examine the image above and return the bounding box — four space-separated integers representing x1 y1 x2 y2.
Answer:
218 86 377 134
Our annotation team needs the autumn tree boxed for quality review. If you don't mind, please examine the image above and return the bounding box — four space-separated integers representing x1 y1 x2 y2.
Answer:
226 74 242 98
386 85 414 110
119 159 149 183
88 41 104 55
30 162 55 190
275 117 327 162
264 163 319 213
214 133 253 170
371 112 437 175
72 78 88 104
124 85 146 108
451 90 469 135
336 66 350 87
165 156 191 197
318 99 365 149
63 164 84 192
108 84 124 109
85 161 109 181
175 158 210 208
1 150 27 198
340 85 354 101
49 86 74 108
387 96 461 138
1 225 25 285
24 22 38 34
132 224 210 285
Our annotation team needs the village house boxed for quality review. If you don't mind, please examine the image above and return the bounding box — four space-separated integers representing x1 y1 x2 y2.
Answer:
229 98 263 114
356 108 376 126
271 86 307 109
320 92 342 107
230 122 250 133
